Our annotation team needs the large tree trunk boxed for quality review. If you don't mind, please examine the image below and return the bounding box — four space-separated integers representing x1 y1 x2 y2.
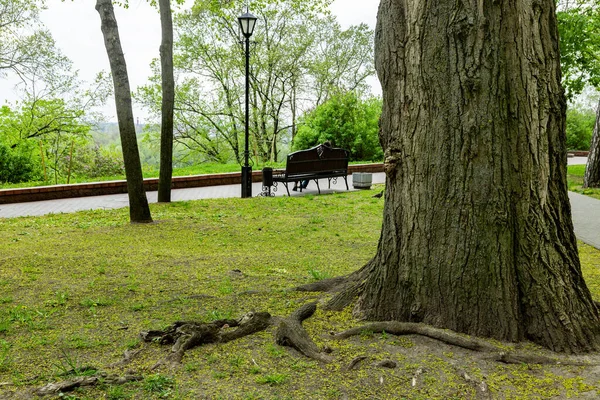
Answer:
157 0 175 203
96 0 152 223
584 101 600 188
355 0 600 353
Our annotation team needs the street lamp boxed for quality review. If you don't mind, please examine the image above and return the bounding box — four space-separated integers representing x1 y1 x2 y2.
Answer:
238 10 257 198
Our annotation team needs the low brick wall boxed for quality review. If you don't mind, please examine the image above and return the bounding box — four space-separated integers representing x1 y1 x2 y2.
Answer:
0 164 384 204
568 151 589 157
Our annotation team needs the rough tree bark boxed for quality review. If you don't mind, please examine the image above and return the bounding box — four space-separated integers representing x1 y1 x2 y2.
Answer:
584 101 600 188
328 0 600 353
96 0 152 223
157 0 175 203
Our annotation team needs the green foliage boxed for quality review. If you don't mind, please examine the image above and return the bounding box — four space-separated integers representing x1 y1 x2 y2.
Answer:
566 107 595 150
294 92 383 161
137 0 375 164
557 2 600 99
0 142 41 184
72 145 125 179
0 99 93 184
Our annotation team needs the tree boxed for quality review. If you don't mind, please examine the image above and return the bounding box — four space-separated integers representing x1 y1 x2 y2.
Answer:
555 0 600 188
293 92 382 161
317 0 600 353
96 0 152 223
556 1 600 100
137 0 375 164
0 0 72 86
584 114 600 186
157 0 175 203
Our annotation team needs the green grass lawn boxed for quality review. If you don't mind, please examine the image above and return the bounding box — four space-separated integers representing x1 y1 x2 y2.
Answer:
1 188 600 399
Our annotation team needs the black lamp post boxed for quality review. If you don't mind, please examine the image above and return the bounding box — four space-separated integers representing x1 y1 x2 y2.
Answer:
238 10 257 198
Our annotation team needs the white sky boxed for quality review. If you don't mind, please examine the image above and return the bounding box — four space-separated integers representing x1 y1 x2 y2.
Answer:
0 0 380 122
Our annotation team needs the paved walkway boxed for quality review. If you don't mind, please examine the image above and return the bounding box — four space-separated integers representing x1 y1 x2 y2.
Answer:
569 192 600 249
1 161 598 250
0 173 387 219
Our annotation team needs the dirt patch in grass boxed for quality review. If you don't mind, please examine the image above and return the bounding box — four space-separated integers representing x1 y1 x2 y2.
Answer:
1 187 600 399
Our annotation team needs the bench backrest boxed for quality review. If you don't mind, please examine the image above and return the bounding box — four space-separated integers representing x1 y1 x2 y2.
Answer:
285 144 349 176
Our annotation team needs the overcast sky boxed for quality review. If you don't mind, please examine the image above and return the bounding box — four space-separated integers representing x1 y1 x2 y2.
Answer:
0 0 379 121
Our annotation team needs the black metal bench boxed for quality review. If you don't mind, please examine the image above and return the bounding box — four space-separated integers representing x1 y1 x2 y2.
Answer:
273 144 350 196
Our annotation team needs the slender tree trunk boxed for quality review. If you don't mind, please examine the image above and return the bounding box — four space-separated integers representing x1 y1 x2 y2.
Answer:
584 101 600 188
290 81 297 145
350 0 600 353
157 0 175 203
95 0 152 223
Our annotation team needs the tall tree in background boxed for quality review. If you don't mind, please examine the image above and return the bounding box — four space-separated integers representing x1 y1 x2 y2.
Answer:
96 0 152 223
325 0 600 353
157 0 175 202
585 115 600 187
556 1 600 187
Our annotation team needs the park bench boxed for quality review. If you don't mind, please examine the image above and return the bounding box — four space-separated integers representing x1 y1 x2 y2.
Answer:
272 144 350 196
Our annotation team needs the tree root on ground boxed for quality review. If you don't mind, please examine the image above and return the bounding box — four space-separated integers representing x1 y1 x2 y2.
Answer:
107 348 143 368
34 373 142 396
142 303 331 368
32 303 330 395
273 302 332 363
294 261 373 311
143 313 272 369
329 321 598 366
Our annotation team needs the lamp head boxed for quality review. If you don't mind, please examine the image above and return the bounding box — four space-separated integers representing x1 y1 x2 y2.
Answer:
238 11 257 38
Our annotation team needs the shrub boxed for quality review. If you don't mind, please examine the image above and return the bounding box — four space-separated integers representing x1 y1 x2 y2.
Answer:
566 108 595 151
0 143 41 184
293 92 383 161
71 144 125 179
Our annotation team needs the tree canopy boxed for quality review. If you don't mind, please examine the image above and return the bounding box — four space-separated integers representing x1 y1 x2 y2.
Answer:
557 1 600 99
137 0 375 164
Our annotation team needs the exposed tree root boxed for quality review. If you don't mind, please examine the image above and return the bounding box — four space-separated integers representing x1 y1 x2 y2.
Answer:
330 322 498 352
295 276 348 293
34 373 142 396
142 313 272 369
294 261 375 312
490 351 592 366
107 348 143 368
274 302 332 363
345 355 367 371
324 281 365 311
142 303 331 367
330 321 598 366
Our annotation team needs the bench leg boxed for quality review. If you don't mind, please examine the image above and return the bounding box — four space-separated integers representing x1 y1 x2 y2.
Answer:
315 179 321 194
283 182 291 196
344 176 349 190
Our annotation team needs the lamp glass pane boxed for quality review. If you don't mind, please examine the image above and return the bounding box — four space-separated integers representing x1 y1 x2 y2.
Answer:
238 18 249 35
247 18 256 35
